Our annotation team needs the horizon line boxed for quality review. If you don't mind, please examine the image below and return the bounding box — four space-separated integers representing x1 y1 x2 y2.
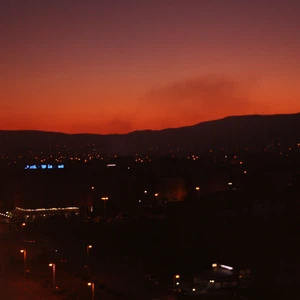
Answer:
1 112 299 136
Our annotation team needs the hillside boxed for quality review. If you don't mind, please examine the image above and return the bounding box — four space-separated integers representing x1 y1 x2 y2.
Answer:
1 113 300 154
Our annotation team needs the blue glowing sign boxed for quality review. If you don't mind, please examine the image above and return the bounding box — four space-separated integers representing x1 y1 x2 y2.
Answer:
24 164 65 170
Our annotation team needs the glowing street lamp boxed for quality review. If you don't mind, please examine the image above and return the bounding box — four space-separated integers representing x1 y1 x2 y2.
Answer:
20 250 27 277
86 244 92 276
21 223 26 232
101 197 108 216
87 282 95 300
86 245 92 266
48 263 56 288
196 186 200 198
154 193 159 197
174 274 180 287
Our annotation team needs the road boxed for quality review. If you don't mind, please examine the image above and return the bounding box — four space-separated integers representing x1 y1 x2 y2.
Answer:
21 221 179 299
1 221 243 300
0 273 61 300
0 223 62 300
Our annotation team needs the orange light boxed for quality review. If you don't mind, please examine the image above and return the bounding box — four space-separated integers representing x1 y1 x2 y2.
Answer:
49 263 53 267
20 250 24 253
87 282 92 286
154 193 158 197
195 187 200 191
88 245 92 249
22 223 26 226
175 274 180 279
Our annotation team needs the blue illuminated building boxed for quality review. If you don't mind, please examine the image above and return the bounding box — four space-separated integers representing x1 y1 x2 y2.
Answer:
24 164 65 170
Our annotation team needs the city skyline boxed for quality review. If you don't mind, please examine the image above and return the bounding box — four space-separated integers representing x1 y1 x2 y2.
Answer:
1 0 300 134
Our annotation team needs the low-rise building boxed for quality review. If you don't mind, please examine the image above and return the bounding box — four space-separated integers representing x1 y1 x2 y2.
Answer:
193 264 238 290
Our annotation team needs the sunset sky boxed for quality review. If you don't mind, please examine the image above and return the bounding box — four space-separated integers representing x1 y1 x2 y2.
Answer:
1 0 300 134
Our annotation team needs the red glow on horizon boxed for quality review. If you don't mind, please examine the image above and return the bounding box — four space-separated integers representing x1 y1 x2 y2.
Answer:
1 1 300 134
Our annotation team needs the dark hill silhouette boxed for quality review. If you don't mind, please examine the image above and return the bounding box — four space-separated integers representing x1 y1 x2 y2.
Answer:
1 113 300 154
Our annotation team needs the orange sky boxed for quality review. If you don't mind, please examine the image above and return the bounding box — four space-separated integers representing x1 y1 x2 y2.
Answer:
1 1 300 134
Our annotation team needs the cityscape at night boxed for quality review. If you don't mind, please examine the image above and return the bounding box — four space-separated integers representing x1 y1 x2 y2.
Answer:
1 1 300 299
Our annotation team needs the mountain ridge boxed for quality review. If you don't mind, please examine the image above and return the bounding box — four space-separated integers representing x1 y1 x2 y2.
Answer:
1 113 300 154
2 113 300 136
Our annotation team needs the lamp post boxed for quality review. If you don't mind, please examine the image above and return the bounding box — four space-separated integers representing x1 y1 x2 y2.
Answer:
86 245 92 266
48 263 56 289
174 274 180 287
86 245 92 276
101 197 108 217
20 250 27 277
21 222 26 232
87 282 95 300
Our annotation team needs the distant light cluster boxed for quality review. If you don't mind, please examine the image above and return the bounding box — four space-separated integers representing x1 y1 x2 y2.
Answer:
15 206 79 212
0 212 12 218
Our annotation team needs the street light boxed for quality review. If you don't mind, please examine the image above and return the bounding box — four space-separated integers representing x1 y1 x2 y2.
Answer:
174 274 180 287
86 245 92 266
87 282 95 300
195 187 200 198
48 263 56 289
20 249 27 277
154 193 159 197
21 223 26 232
86 244 92 276
101 197 108 216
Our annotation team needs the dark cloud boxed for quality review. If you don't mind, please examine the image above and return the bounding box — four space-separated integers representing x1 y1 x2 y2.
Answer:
105 117 134 134
143 75 258 121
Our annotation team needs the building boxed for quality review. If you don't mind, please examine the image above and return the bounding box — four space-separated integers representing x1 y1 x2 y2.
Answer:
156 177 187 202
10 206 80 221
193 264 238 290
11 163 82 220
